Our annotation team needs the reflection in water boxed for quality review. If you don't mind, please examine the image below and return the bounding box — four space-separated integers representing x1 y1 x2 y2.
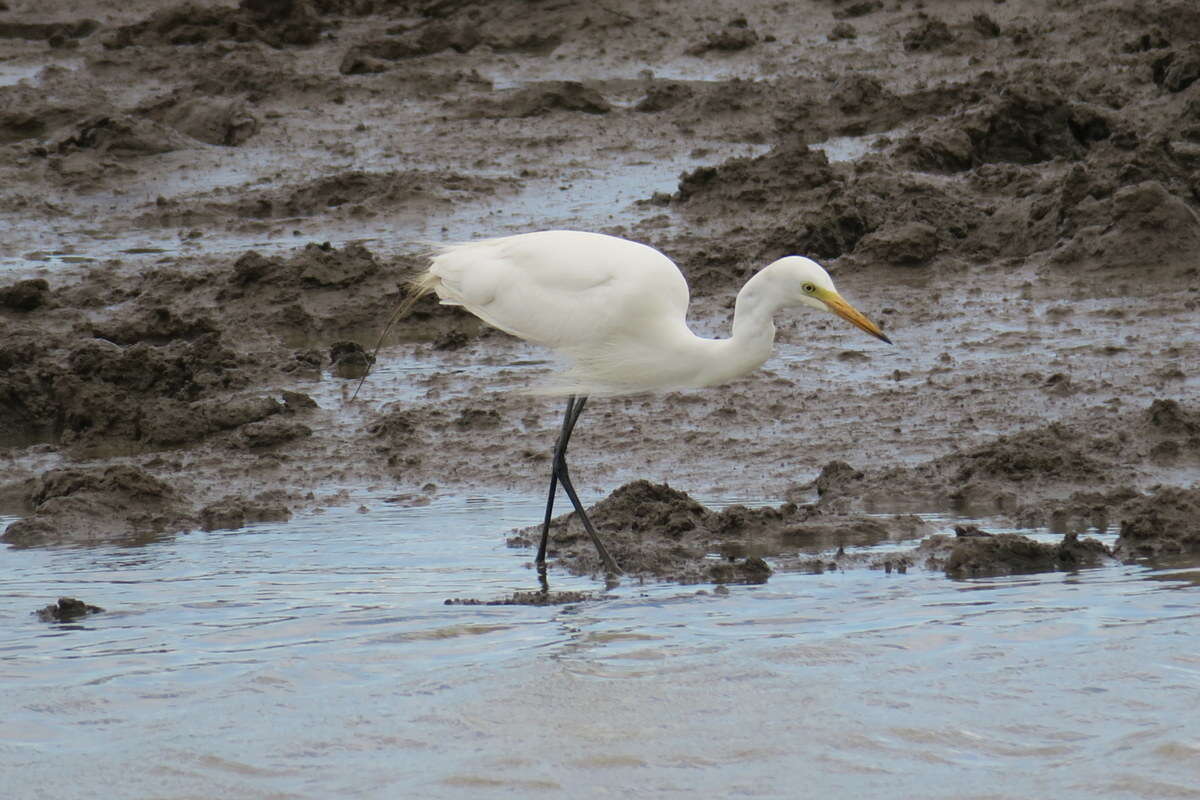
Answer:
1 499 1198 799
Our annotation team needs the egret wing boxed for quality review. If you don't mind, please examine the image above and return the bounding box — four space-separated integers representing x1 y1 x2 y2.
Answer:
428 230 691 353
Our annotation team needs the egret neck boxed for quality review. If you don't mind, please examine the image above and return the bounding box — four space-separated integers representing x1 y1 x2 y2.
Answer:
689 263 788 388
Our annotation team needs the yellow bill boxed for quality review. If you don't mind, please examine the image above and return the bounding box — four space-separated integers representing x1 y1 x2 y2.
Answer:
822 291 892 344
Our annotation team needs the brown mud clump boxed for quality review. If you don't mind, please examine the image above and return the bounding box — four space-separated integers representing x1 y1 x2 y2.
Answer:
104 0 324 50
199 494 292 531
518 480 934 584
816 401 1200 517
444 590 598 607
919 528 1112 579
0 279 50 312
517 480 774 584
3 465 194 547
35 597 104 622
518 478 1119 584
1114 487 1200 559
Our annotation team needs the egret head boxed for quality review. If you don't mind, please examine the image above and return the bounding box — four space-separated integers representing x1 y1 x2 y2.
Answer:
771 256 892 344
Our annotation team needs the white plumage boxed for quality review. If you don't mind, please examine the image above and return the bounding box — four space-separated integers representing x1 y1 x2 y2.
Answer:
415 230 888 396
396 229 890 577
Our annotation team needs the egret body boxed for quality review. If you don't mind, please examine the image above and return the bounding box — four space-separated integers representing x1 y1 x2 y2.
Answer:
405 230 891 576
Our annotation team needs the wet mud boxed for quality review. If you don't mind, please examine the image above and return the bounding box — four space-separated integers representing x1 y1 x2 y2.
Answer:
525 474 1117 582
918 529 1112 579
1 0 1197 582
444 589 598 607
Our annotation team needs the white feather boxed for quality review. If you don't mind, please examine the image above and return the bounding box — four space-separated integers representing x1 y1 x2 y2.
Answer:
412 230 884 396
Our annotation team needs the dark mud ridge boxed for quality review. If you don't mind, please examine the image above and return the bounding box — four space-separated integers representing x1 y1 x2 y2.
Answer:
523 399 1200 583
520 480 1117 584
444 590 599 607
35 596 104 622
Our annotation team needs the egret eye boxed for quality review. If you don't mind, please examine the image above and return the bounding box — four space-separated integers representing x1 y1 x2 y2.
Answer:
802 283 816 294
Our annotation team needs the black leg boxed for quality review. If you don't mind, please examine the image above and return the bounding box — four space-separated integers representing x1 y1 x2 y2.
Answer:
536 395 622 577
535 396 581 567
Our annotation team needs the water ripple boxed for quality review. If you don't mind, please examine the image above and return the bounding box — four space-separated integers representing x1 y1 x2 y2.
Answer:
2 498 1198 799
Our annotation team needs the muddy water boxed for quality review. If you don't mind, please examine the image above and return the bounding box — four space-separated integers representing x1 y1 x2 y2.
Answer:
3 501 1197 799
0 139 767 277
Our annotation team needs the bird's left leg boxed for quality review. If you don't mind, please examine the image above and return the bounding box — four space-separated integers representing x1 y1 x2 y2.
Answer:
537 396 622 577
535 395 586 575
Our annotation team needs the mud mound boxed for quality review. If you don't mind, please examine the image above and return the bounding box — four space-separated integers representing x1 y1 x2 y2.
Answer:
329 340 371 378
517 480 923 583
339 22 482 71
2 464 195 546
687 21 760 55
895 84 1108 174
674 49 1200 270
674 139 990 265
232 242 382 287
218 242 431 341
0 255 346 448
1005 481 1200 561
150 96 260 147
632 77 813 143
946 425 1107 484
444 590 598 606
513 480 773 583
0 19 99 43
339 15 563 74
810 460 866 501
1050 180 1200 270
199 493 292 531
851 220 940 267
634 82 695 113
66 333 243 398
0 328 263 445
918 530 1112 578
1153 45 1200 93
675 142 834 208
805 401 1200 516
902 17 954 52
1142 398 1200 443
0 279 50 312
104 0 324 50
209 242 467 347
467 81 611 119
35 597 104 622
1079 1 1200 48
1115 486 1200 558
238 416 313 448
228 170 513 219
672 141 870 263
90 305 219 346
518 478 1113 583
0 82 103 145
51 114 194 158
149 394 291 446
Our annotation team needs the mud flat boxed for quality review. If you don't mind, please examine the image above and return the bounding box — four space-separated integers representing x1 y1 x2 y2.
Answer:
525 398 1196 582
1 0 1197 583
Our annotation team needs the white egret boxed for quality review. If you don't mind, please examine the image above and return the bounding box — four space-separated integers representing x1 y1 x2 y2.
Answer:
396 230 891 576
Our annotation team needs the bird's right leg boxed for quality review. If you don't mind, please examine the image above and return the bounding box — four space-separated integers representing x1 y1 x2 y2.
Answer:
536 395 622 578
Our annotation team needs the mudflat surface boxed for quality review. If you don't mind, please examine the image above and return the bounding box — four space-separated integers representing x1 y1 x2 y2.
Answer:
4 4 1200 799
1 0 1198 580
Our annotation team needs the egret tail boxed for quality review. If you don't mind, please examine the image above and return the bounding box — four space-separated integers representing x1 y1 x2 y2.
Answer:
350 274 439 401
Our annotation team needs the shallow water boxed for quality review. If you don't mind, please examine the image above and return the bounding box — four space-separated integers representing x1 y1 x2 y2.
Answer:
3 498 1198 799
0 140 767 279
